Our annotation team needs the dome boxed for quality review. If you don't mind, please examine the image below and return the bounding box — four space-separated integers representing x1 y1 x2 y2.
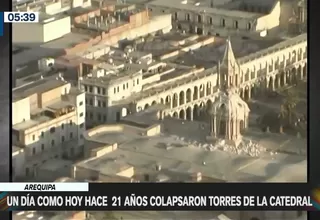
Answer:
210 89 250 120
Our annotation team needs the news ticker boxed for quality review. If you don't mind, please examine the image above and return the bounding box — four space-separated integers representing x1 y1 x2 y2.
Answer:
0 182 318 211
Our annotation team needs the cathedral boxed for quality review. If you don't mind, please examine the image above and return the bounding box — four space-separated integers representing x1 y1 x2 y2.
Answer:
207 38 250 146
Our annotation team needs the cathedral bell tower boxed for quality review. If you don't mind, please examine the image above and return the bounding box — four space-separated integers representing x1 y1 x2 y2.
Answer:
206 38 250 146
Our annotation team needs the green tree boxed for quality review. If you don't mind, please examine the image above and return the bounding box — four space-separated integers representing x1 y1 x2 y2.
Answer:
281 90 299 126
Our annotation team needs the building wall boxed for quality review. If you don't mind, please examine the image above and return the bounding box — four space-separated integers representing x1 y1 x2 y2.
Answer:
12 148 25 180
256 2 281 31
43 16 71 42
65 14 172 54
13 23 44 43
12 97 30 125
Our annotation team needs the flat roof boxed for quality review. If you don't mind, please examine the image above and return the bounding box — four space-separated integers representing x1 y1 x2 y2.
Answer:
168 37 283 68
81 118 307 182
13 32 91 67
148 0 262 19
13 79 67 101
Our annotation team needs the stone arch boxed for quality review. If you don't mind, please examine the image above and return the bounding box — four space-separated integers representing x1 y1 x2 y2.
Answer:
165 95 171 107
280 71 285 87
160 98 164 104
285 70 291 85
173 112 178 118
199 84 205 98
152 100 157 105
186 89 192 103
220 103 227 113
144 104 149 109
240 88 244 99
268 76 274 90
193 86 199 100
206 99 213 113
186 107 192 120
179 91 185 105
250 85 257 98
206 82 212 95
292 50 297 63
303 64 307 78
173 93 178 108
244 87 250 101
291 68 297 84
275 74 280 89
179 109 185 119
193 104 200 120
240 120 245 134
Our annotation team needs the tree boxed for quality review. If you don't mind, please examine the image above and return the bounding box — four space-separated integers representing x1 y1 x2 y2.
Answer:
280 90 299 126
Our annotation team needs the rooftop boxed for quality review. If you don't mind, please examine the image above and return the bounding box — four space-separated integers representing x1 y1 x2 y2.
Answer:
148 0 263 19
13 78 67 101
81 117 306 182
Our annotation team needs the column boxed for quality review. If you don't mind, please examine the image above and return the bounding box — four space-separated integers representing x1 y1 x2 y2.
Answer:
247 87 251 100
210 116 214 135
213 115 217 137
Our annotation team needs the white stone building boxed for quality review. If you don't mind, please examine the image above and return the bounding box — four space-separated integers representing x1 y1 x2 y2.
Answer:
79 33 306 125
147 0 281 37
12 78 85 180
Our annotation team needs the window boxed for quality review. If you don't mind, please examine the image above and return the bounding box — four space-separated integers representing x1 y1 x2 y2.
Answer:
186 13 190 21
70 132 73 139
41 144 44 151
114 88 116 94
97 87 101 94
89 86 93 93
80 134 84 139
247 23 251 30
61 123 64 129
32 134 35 141
126 83 129 88
123 84 125 90
50 127 55 133
90 112 93 119
98 100 101 107
80 123 84 128
41 131 44 137
32 148 36 155
102 102 106 107
234 20 238 29
137 79 139 85
208 17 213 25
61 136 65 142
69 120 72 125
89 99 93 105
221 18 225 27
51 140 55 147
84 86 87 92
103 115 107 122
98 114 102 121
79 101 83 106
133 80 135 86
197 15 202 23
174 12 178 20
80 112 84 117
117 87 119 92
102 88 106 95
